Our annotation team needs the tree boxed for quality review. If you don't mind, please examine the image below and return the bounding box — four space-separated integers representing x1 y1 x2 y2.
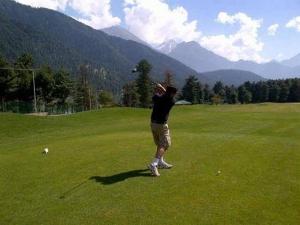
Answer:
52 70 73 104
122 82 140 107
288 79 300 102
162 70 174 88
225 85 238 104
196 81 204 104
0 56 16 110
278 83 289 102
35 66 54 104
213 81 225 98
269 84 280 102
136 59 152 108
238 86 252 104
260 83 269 102
98 90 114 107
182 75 199 104
211 95 222 105
74 65 93 111
203 84 211 103
14 54 34 102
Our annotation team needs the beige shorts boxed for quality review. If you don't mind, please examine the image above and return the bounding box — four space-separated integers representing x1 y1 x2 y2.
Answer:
151 122 171 149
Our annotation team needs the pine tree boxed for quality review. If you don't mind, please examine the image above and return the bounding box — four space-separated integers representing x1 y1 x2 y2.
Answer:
35 66 55 104
225 85 238 104
14 54 34 102
278 83 289 102
98 90 114 107
260 83 269 102
52 70 73 104
203 84 211 103
288 79 300 102
213 81 225 97
0 55 16 111
269 84 280 102
163 70 174 88
122 82 140 107
136 59 152 108
74 65 92 111
196 81 204 104
182 75 199 104
238 86 252 104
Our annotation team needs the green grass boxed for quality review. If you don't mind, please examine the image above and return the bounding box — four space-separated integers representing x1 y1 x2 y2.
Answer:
1 104 300 225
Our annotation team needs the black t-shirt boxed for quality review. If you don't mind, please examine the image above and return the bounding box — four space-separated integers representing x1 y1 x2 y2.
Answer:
151 94 175 124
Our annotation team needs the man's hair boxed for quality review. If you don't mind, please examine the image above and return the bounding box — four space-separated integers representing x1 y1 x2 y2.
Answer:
166 86 177 95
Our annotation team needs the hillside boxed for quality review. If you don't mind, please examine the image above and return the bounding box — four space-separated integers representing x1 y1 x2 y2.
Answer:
201 69 265 86
0 0 201 89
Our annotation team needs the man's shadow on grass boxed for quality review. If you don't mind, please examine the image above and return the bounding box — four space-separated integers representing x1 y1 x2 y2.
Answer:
90 169 152 185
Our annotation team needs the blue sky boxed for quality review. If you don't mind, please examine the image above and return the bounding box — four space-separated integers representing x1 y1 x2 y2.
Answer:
110 0 300 61
16 0 300 62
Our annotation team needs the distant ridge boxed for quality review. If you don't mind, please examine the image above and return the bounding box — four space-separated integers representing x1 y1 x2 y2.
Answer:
201 69 265 86
168 41 300 79
102 26 149 46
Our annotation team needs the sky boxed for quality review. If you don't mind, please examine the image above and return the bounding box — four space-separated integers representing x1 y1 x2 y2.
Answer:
14 0 300 63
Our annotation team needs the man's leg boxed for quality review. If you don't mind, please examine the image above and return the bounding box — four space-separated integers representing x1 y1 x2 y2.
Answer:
157 124 173 169
151 146 166 166
148 146 165 176
156 146 166 159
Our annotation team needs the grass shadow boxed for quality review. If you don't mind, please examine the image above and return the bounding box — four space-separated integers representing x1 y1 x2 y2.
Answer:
90 169 152 185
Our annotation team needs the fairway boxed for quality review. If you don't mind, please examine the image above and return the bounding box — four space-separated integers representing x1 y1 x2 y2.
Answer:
1 104 300 225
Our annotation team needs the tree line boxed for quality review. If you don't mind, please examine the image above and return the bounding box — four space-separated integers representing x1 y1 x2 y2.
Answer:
0 54 115 113
1 55 300 114
122 60 300 106
180 75 300 104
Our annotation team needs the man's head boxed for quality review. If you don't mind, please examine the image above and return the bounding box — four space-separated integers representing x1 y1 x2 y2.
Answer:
166 86 177 98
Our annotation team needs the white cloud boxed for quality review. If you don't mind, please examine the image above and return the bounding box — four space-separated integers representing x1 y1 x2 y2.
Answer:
123 0 201 45
15 0 68 10
14 0 120 29
267 24 279 36
200 12 266 63
286 16 300 32
68 0 121 29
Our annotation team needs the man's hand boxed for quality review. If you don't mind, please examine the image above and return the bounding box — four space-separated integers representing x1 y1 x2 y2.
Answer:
156 83 166 93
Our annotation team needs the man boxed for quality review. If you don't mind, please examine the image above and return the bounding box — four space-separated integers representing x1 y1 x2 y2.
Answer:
148 84 177 177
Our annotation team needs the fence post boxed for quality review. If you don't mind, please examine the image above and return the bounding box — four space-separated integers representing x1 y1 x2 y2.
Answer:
32 71 37 113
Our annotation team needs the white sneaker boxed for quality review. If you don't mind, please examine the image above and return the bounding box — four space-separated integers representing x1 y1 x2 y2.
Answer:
158 161 173 169
148 164 160 176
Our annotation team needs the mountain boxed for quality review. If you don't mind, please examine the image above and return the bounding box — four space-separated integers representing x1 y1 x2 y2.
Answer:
201 69 265 86
0 0 201 89
169 41 232 72
168 41 300 79
281 53 300 67
102 26 148 46
233 60 293 79
156 40 179 54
